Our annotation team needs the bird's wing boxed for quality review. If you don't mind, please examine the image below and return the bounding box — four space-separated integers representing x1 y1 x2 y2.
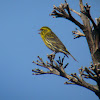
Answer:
45 32 66 52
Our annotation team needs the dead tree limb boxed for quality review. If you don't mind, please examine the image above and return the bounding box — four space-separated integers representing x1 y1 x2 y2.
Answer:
32 55 99 97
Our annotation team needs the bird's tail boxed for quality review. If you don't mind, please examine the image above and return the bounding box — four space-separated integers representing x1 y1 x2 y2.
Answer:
64 49 78 62
69 53 78 62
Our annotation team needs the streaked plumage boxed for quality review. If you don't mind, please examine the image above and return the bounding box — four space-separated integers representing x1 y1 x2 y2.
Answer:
39 26 77 61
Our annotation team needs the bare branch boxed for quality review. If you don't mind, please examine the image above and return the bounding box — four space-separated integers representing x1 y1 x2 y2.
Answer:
32 69 52 75
84 67 97 81
69 8 81 16
50 1 85 30
79 0 84 11
71 73 82 83
83 3 97 29
79 66 85 81
72 28 85 39
63 63 69 69
79 0 96 64
64 81 75 85
32 55 99 93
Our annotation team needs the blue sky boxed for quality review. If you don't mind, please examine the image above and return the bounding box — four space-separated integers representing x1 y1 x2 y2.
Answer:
0 0 100 100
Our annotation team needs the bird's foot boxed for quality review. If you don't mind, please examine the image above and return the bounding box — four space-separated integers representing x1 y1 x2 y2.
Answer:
47 53 55 60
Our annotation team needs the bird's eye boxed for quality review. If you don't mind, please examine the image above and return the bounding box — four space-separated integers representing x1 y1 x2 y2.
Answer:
40 29 43 31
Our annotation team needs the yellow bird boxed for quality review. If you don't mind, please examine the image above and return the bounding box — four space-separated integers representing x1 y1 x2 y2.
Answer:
39 26 77 61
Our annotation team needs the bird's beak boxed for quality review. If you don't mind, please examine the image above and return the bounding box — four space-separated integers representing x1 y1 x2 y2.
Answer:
38 29 41 34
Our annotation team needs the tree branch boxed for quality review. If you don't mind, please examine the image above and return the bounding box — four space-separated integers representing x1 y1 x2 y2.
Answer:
69 8 81 16
50 1 85 30
72 28 85 39
32 55 99 94
79 0 96 64
83 3 97 29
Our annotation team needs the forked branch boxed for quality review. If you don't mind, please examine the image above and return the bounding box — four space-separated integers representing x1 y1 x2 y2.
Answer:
32 55 99 94
50 0 85 30
72 28 85 39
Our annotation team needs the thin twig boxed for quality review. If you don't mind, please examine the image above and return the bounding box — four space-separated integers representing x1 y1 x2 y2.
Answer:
72 28 85 39
69 8 81 16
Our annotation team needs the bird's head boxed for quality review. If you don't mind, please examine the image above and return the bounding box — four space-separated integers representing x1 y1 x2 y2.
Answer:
38 26 52 36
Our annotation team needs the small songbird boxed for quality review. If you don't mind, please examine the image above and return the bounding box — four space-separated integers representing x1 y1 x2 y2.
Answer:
39 26 77 61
